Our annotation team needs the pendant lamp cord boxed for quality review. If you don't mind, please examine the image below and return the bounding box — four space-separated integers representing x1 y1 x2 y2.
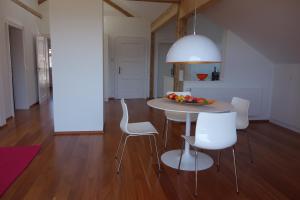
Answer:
193 0 197 35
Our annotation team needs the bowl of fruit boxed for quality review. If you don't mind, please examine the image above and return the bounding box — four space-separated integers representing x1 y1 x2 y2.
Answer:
166 93 215 105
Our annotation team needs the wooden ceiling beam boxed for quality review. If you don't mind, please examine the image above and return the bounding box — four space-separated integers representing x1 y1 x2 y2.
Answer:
151 4 178 32
178 0 216 19
104 0 134 17
128 0 180 3
11 0 42 19
151 0 216 32
38 0 47 5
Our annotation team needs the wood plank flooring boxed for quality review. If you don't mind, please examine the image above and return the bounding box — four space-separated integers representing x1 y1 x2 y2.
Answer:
0 99 300 200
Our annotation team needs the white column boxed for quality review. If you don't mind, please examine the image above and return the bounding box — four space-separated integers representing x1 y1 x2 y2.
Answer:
50 0 104 132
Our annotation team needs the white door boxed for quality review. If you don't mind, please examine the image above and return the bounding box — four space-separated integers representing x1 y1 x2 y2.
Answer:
36 36 50 103
115 37 147 99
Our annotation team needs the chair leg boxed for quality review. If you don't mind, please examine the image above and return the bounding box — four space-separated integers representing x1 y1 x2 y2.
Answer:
194 151 198 196
164 119 169 149
115 132 125 159
177 139 185 173
152 134 161 172
245 130 254 163
232 146 239 193
162 117 167 140
117 135 130 174
148 136 153 155
217 150 222 172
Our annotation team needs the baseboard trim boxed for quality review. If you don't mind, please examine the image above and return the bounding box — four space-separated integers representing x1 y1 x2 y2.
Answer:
54 131 104 136
0 116 14 128
30 102 39 108
0 123 7 129
250 120 269 123
270 119 300 134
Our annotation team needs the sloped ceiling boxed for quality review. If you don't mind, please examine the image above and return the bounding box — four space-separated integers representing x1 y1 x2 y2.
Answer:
105 0 171 21
202 0 300 63
103 2 124 17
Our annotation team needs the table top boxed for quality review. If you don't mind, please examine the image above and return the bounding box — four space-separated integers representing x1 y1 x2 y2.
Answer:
147 98 233 114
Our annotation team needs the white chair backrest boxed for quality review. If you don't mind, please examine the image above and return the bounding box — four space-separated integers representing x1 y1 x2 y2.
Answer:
194 112 237 150
120 99 129 133
166 91 191 96
231 97 250 129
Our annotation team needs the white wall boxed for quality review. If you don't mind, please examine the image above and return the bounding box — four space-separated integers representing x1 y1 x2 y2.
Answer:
104 16 150 98
50 0 104 132
37 1 50 35
271 64 300 133
187 14 224 51
202 0 300 63
184 30 274 120
0 0 40 126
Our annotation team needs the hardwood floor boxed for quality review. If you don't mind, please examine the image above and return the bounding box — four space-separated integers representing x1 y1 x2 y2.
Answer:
1 99 300 200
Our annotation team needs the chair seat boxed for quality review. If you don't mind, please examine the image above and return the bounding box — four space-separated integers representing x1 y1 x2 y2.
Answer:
127 122 158 135
182 135 235 150
165 111 198 122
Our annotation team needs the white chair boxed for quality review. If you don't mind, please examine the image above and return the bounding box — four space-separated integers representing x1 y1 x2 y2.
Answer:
231 97 253 163
115 99 161 174
178 112 238 196
163 91 198 149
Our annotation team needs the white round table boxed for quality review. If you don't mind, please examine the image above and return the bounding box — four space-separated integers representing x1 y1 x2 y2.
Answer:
147 98 233 171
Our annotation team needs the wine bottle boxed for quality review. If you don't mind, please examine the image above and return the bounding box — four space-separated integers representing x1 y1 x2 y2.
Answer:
211 67 220 81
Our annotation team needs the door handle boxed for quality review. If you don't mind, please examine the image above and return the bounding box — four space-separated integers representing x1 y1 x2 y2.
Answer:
118 67 121 74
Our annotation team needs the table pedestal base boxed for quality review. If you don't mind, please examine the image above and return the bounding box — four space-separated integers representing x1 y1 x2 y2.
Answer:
161 150 214 171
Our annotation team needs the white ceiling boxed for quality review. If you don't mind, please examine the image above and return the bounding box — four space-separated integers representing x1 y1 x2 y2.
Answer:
104 0 171 21
202 0 300 63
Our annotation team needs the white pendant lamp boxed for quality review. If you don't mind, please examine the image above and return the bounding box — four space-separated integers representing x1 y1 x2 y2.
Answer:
166 2 221 64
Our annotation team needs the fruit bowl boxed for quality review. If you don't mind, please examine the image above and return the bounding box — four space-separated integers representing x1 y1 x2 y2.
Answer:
166 93 215 106
197 73 208 81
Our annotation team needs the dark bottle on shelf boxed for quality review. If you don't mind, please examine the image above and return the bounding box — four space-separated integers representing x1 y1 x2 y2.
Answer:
211 67 220 81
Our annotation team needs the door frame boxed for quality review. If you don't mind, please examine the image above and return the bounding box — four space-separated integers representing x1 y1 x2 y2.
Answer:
5 19 26 117
113 36 149 99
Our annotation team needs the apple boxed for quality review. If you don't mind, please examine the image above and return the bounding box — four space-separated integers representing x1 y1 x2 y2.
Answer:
192 97 198 103
167 93 177 100
184 95 193 103
196 98 205 104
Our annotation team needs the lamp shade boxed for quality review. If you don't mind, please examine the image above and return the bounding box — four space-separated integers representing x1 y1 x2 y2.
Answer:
166 34 221 64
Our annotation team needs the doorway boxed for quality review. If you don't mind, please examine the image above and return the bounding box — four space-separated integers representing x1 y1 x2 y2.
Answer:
156 42 173 97
8 25 27 111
